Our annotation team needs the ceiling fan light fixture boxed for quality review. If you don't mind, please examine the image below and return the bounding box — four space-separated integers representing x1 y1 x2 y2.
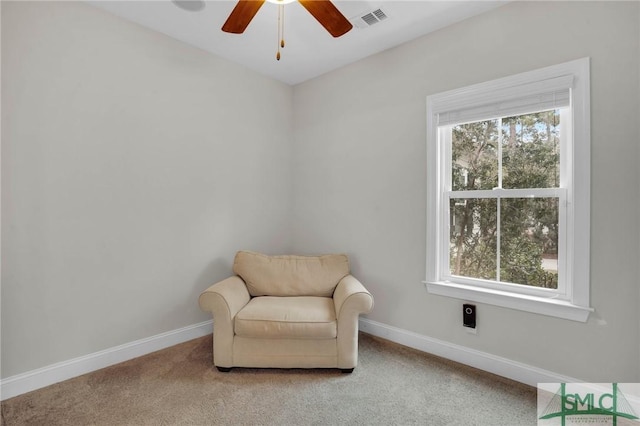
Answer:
171 0 206 12
265 0 296 4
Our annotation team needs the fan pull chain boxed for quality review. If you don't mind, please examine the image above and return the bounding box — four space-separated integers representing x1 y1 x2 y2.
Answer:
276 3 285 61
281 3 285 48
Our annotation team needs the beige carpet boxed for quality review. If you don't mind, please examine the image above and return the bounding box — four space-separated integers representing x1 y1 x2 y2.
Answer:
2 333 537 425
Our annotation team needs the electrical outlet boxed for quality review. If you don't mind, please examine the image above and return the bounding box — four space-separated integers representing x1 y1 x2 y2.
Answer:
463 304 476 331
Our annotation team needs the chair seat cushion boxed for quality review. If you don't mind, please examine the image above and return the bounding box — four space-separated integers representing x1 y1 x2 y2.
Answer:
235 296 337 339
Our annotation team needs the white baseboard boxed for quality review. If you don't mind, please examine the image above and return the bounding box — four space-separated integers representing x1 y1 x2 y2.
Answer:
1 317 577 401
0 320 213 401
359 318 580 387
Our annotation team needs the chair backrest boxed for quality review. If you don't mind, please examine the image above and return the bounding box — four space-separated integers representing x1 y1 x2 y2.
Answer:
233 251 350 297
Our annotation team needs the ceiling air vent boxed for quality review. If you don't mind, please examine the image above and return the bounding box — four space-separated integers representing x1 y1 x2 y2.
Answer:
351 8 389 29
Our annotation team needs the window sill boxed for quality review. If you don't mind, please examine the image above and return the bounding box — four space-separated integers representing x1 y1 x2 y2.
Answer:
424 280 592 322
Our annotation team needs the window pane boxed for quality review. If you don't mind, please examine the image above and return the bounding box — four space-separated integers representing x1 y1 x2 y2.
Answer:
450 198 497 280
500 197 559 289
501 110 561 189
451 120 499 191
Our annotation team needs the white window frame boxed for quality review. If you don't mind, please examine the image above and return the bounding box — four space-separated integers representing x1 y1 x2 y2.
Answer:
425 58 592 322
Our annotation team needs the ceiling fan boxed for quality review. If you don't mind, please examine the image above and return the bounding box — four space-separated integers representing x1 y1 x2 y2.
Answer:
221 0 353 38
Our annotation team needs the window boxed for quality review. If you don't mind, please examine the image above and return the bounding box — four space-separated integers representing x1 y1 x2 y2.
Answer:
425 58 592 322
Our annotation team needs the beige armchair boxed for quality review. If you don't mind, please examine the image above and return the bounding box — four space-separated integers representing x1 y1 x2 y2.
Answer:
198 251 374 373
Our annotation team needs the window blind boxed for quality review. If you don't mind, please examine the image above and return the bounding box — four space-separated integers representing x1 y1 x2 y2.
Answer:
436 75 573 126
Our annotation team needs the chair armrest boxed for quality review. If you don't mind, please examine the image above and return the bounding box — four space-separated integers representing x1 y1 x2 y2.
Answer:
198 276 250 368
334 275 373 369
198 276 251 319
333 274 374 319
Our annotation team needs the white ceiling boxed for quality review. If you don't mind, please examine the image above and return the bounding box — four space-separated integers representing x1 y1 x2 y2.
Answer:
89 1 507 86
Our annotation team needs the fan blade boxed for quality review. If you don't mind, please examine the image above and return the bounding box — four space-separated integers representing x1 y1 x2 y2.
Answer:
298 0 352 38
222 0 266 34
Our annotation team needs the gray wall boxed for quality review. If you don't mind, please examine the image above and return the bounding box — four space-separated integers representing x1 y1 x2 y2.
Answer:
1 2 293 378
3 0 639 384
292 1 640 382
